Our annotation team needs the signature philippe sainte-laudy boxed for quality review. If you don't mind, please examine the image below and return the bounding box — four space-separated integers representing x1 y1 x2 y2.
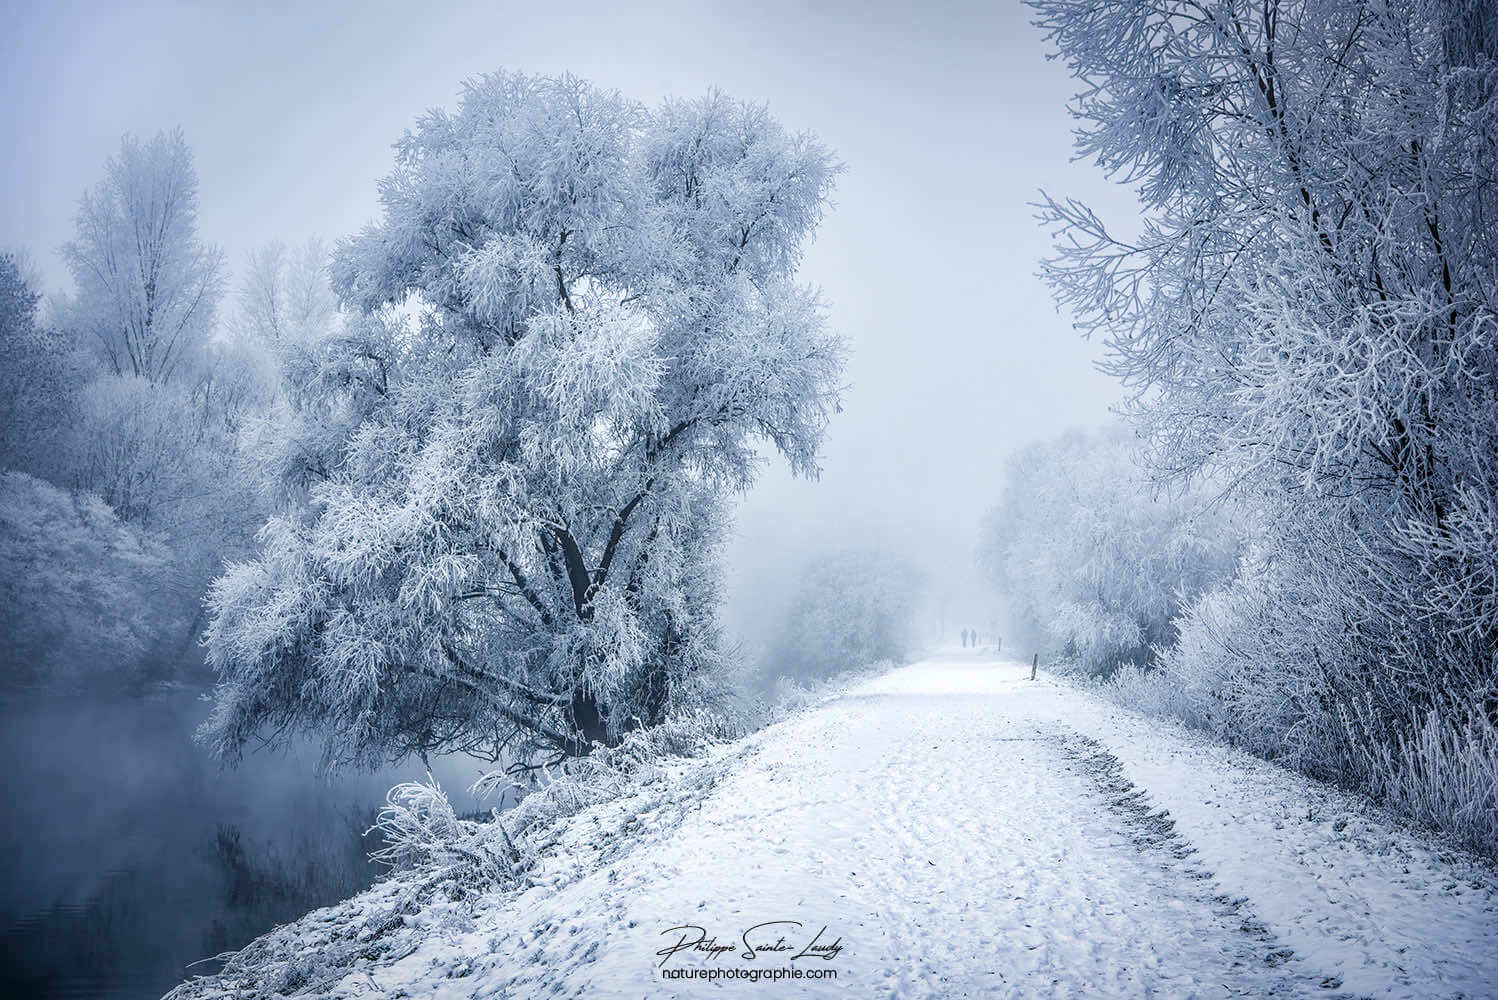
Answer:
656 921 844 967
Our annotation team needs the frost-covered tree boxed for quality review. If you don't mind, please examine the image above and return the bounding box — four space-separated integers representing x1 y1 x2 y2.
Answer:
0 254 84 483
767 547 927 681
0 471 176 691
979 427 1243 675
235 238 339 349
61 129 225 384
1034 0 1498 793
224 237 356 504
203 73 844 770
44 131 273 673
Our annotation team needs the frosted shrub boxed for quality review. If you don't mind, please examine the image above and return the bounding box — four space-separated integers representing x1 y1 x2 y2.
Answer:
369 778 521 888
1104 663 1209 732
1145 549 1352 775
1354 711 1498 858
366 703 742 892
1048 600 1146 677
73 374 205 528
0 471 176 690
1099 574 1271 737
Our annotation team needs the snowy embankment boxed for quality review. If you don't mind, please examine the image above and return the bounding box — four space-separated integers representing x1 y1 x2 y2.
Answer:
169 655 1498 999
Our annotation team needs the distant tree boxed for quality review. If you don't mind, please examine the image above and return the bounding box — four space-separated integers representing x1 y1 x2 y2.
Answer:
769 548 927 681
202 73 844 770
60 129 225 384
48 130 271 673
0 254 84 482
228 235 421 514
235 238 338 349
0 471 176 691
978 427 1243 675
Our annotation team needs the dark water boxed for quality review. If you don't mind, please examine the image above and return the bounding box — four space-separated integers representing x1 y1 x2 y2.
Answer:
0 691 490 1000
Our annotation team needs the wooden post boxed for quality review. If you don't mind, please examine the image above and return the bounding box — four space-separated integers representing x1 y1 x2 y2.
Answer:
1031 653 1037 681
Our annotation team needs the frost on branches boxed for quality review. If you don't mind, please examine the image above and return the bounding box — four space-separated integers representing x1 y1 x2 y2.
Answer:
201 73 844 771
1033 0 1498 845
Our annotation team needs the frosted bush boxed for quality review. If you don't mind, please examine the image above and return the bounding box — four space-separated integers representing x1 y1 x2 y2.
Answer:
0 471 177 690
369 777 522 888
1103 663 1210 732
1355 711 1498 858
1048 600 1146 677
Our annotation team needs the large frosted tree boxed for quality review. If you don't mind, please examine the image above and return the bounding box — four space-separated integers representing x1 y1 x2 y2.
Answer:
1034 0 1498 772
203 73 844 769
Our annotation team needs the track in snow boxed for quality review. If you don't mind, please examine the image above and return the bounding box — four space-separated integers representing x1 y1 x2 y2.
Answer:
310 653 1498 999
447 655 1357 998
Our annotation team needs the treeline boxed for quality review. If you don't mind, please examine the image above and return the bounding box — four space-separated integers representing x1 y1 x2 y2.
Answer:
0 130 339 693
978 427 1244 676
1007 0 1498 857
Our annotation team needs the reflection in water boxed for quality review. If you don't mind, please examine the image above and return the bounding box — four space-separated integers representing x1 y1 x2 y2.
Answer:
0 690 488 1000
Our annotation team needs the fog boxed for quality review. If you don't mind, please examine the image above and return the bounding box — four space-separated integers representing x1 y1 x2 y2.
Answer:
3 0 1132 650
10 5 1498 996
1 8 1135 990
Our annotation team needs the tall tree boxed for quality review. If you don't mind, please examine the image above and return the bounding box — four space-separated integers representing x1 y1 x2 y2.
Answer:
1033 0 1498 764
203 73 844 770
61 129 225 383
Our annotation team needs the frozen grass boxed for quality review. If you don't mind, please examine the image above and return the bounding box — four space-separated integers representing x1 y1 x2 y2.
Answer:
1353 710 1498 859
1097 656 1498 861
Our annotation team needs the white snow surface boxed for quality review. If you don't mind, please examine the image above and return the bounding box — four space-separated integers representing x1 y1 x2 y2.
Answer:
186 654 1498 999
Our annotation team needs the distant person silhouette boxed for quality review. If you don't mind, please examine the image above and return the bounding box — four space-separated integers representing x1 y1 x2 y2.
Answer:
960 628 969 648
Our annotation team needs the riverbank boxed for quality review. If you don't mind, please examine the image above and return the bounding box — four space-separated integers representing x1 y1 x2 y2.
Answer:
165 655 1498 998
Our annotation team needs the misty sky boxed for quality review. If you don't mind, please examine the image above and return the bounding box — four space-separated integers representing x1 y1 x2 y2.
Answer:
3 0 1138 648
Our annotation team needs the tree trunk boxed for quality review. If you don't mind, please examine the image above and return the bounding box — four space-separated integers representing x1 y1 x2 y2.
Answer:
639 627 673 729
567 686 613 753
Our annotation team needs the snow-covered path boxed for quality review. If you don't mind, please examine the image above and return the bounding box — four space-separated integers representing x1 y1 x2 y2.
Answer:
338 655 1498 999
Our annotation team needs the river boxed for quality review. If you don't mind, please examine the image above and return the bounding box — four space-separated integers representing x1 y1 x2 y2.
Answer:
0 689 492 1000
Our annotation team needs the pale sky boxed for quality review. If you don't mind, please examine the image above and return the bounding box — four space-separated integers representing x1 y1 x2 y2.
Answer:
2 0 1137 649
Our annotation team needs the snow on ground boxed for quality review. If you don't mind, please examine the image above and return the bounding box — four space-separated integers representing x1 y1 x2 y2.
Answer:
179 654 1498 999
